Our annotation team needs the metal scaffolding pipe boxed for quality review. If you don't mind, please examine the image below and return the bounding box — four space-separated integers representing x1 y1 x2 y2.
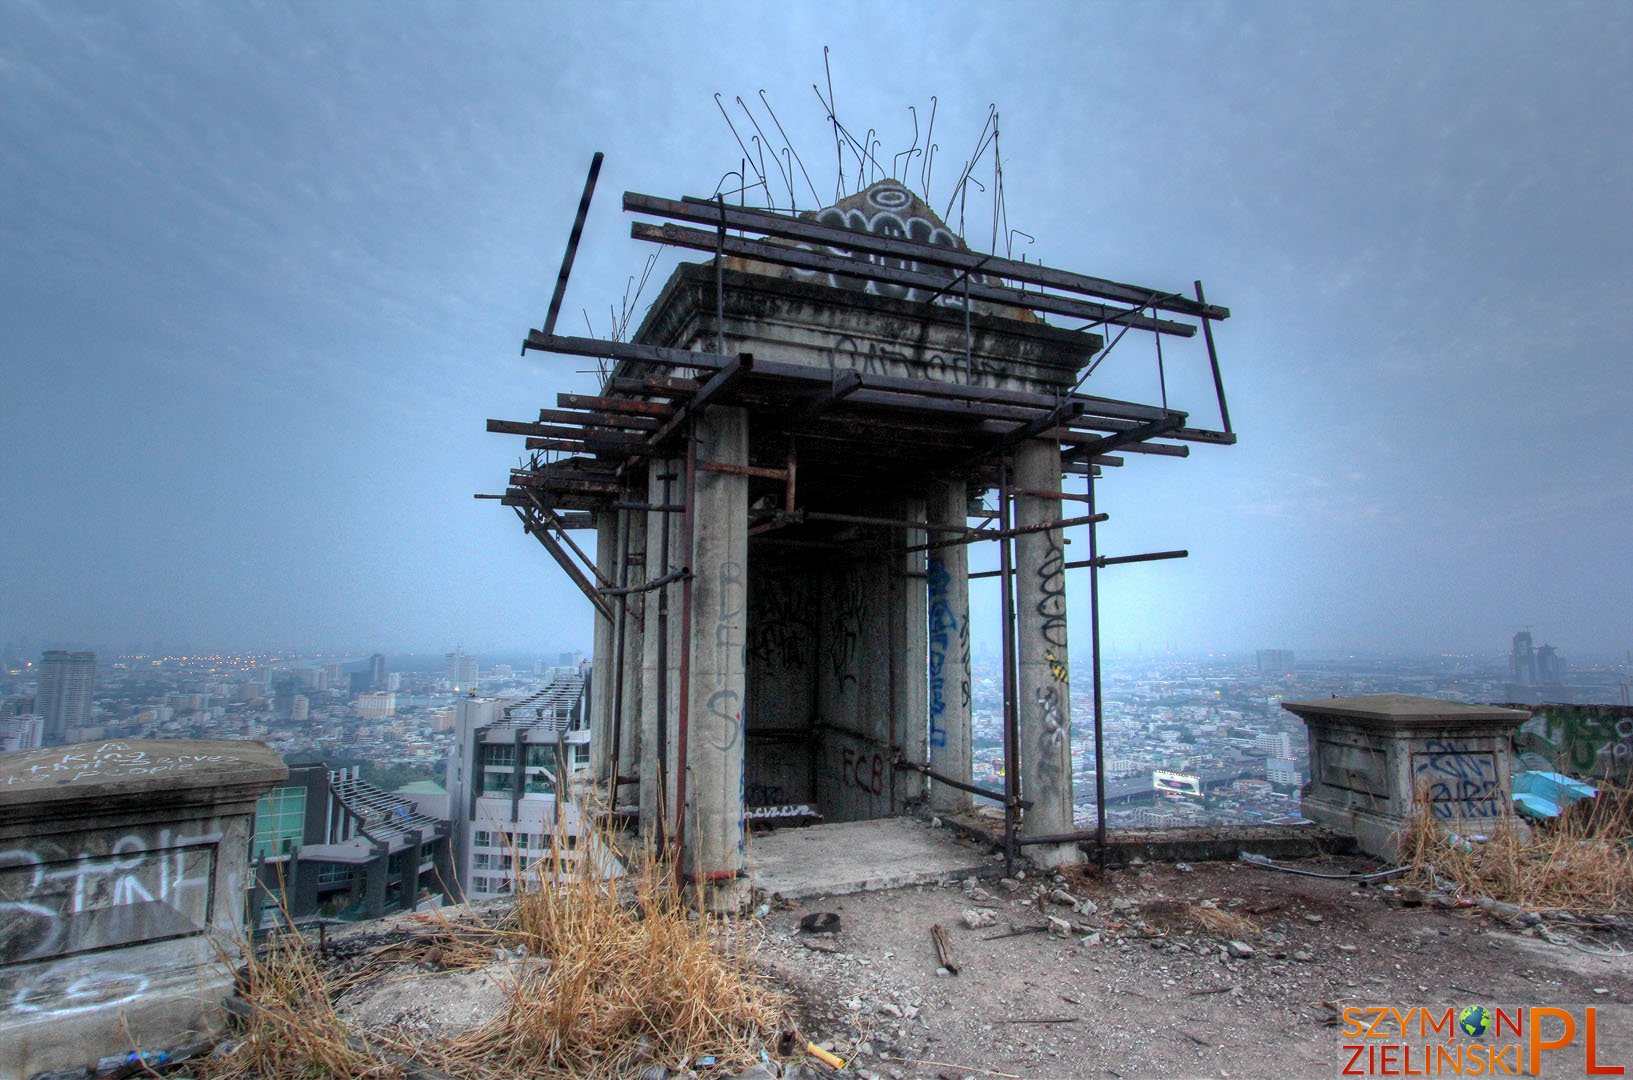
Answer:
997 463 1021 878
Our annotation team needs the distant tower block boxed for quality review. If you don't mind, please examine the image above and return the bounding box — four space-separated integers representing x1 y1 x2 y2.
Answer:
493 167 1237 907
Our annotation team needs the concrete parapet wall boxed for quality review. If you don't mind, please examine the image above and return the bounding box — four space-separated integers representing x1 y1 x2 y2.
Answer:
0 739 285 1078
1281 696 1528 860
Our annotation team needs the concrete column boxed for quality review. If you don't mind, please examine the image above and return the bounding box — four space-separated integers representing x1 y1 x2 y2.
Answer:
683 406 749 910
639 457 684 842
891 494 929 808
589 510 617 785
614 504 646 813
1013 439 1079 867
926 479 973 812
363 849 389 917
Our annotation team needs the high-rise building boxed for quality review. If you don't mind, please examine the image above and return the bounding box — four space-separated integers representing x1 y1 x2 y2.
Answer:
0 715 45 752
1256 731 1295 758
356 691 397 721
369 653 387 690
1511 631 1536 685
37 650 95 745
291 694 310 723
1256 649 1295 676
445 648 478 690
443 671 613 900
1266 758 1300 787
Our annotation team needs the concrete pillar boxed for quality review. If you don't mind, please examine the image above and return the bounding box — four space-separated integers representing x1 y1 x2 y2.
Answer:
363 848 389 917
926 479 973 812
892 494 929 808
589 509 617 786
639 458 683 842
683 406 749 910
614 504 645 813
1012 439 1079 867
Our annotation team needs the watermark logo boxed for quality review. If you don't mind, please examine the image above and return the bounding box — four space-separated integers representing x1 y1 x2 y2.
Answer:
1339 1003 1625 1076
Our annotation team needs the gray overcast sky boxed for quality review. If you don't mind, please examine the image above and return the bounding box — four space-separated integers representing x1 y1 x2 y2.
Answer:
2 2 1629 660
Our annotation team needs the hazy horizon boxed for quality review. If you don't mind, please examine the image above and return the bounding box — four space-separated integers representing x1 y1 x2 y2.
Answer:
4 4 1629 661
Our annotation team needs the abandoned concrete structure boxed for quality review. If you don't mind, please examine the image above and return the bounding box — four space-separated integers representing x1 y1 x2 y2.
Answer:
1282 695 1530 859
486 163 1235 908
0 739 285 1078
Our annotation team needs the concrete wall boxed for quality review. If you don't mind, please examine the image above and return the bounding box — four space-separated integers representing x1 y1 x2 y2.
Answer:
0 740 285 1078
744 547 820 808
1283 695 1529 859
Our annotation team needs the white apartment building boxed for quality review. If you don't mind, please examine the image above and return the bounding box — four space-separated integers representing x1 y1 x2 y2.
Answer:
443 668 616 899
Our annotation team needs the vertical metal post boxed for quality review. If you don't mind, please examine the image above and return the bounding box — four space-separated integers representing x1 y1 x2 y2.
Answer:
1194 280 1231 434
608 504 631 814
673 422 698 869
1089 472 1107 866
997 462 1020 877
655 471 673 851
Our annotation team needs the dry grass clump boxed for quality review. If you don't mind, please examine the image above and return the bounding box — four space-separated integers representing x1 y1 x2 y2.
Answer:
1188 902 1260 940
207 810 784 1079
204 931 401 1079
1398 783 1633 915
413 842 784 1079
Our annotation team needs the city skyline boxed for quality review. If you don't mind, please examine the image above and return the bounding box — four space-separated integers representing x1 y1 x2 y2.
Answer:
3 5 1629 658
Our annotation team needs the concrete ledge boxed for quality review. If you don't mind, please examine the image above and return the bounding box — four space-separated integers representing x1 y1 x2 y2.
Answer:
747 818 1000 900
940 815 1357 868
1091 825 1358 867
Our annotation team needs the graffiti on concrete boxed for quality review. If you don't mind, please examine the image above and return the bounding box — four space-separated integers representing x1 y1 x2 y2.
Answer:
1413 740 1501 819
1035 531 1068 651
1516 706 1633 778
10 968 150 1016
827 572 866 691
838 742 887 799
0 828 217 966
793 181 964 305
926 556 962 749
1033 686 1067 778
747 572 816 673
2 742 232 788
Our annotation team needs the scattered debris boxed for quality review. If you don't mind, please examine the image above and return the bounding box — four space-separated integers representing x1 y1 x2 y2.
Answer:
930 924 959 974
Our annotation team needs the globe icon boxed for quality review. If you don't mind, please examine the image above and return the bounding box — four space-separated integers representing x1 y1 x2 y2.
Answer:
1459 1005 1493 1039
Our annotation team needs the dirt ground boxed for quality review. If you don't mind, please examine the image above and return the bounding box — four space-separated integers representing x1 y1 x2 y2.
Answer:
750 857 1633 1080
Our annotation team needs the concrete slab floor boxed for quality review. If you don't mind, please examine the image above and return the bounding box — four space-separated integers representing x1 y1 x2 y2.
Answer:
746 816 1001 900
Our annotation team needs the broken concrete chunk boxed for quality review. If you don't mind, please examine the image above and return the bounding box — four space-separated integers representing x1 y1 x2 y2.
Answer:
1227 941 1255 959
1047 916 1073 938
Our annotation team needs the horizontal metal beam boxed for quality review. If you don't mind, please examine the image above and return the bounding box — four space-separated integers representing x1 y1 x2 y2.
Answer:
632 220 1197 337
557 393 675 418
626 190 1229 321
530 331 1176 424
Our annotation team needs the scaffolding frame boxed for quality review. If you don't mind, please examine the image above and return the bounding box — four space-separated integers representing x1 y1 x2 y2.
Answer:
478 156 1236 874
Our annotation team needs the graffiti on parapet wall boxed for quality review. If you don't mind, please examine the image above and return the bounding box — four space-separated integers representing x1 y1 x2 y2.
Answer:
0 828 218 967
10 969 150 1017
1516 706 1633 777
2 742 232 787
1412 740 1501 819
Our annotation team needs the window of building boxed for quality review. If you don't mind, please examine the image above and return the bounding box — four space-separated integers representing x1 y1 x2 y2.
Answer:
252 786 308 862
